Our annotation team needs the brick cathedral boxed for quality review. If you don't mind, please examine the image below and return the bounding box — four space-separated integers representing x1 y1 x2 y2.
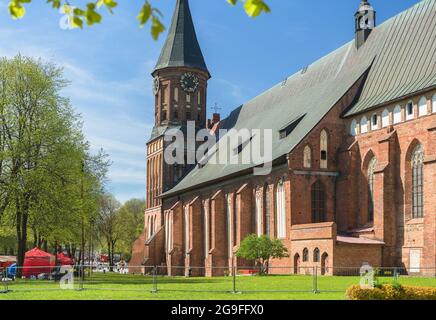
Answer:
131 0 436 276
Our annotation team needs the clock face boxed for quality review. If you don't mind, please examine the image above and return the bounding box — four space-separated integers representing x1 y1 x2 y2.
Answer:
180 72 199 93
152 77 160 95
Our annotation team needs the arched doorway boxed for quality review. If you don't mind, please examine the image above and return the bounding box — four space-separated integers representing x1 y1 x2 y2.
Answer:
321 252 329 275
293 253 300 274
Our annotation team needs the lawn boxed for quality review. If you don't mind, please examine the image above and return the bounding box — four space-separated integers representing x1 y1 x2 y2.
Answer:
1 272 435 300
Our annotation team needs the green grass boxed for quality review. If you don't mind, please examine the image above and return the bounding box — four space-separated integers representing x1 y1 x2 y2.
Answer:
1 272 435 300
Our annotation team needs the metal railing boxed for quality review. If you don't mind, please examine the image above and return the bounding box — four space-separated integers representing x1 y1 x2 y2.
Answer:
1 265 434 295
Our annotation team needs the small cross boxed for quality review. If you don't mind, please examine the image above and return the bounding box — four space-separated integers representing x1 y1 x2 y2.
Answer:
212 103 222 114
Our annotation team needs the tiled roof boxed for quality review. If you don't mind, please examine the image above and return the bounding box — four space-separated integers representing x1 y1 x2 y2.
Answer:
162 0 436 197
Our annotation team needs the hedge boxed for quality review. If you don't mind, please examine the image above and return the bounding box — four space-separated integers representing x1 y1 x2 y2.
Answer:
346 284 436 300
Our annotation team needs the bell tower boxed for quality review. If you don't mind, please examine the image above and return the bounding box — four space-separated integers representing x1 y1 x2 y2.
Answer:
146 0 210 215
355 0 376 49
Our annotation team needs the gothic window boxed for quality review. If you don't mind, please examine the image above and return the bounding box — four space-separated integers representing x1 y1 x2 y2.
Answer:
371 113 378 130
303 145 312 168
412 145 424 218
263 184 271 236
382 109 390 128
184 206 190 254
393 105 401 124
276 180 286 238
313 248 320 263
432 94 436 113
320 130 328 169
406 101 414 120
303 248 309 262
367 157 377 222
255 188 262 236
350 119 357 136
311 180 326 223
360 116 368 134
418 96 427 117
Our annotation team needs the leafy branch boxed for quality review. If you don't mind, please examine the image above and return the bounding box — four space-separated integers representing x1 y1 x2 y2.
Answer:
7 0 270 40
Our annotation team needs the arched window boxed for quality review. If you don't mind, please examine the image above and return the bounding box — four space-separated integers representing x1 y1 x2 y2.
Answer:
367 157 377 222
360 116 368 134
393 105 402 124
263 184 271 236
174 87 179 103
382 109 390 128
311 180 326 223
411 145 424 218
320 130 328 169
255 188 262 236
303 145 312 168
313 248 320 263
371 113 378 130
276 180 286 238
418 96 427 117
303 248 309 262
432 94 436 113
350 119 357 136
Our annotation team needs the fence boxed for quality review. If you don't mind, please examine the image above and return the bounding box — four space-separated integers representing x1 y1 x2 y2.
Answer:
1 265 435 295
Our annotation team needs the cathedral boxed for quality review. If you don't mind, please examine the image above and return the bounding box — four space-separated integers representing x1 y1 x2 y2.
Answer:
131 0 436 276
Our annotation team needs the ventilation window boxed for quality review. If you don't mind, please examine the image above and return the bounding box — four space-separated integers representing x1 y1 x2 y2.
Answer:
321 150 327 161
234 136 254 155
279 114 305 139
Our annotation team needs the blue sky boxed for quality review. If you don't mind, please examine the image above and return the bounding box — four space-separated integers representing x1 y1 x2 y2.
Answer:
0 0 419 203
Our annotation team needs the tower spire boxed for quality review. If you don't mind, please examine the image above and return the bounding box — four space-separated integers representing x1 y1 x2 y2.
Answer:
153 0 209 77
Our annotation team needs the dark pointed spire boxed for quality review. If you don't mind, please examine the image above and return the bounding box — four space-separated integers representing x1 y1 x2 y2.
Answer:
153 0 209 77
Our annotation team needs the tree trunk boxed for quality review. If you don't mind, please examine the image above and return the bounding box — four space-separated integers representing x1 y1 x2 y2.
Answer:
16 203 29 278
107 240 113 272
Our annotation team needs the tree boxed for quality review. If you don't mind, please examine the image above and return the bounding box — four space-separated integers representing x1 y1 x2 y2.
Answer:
7 0 270 40
96 193 121 270
235 234 288 274
116 198 145 261
0 55 109 275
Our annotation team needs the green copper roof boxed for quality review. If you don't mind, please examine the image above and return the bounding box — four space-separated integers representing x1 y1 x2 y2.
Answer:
153 0 209 75
162 0 436 198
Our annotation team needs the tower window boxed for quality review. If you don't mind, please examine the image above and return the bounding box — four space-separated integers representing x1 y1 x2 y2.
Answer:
320 129 328 168
161 86 167 104
197 114 201 122
186 93 191 103
161 110 167 121
174 87 179 102
186 111 191 120
174 111 178 119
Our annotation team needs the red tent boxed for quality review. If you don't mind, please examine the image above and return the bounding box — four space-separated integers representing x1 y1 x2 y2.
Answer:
56 252 74 266
23 248 55 278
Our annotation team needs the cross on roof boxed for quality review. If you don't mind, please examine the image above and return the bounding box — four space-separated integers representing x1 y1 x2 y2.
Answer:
212 103 222 114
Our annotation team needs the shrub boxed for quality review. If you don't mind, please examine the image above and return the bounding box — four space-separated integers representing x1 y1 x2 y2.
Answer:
346 284 436 300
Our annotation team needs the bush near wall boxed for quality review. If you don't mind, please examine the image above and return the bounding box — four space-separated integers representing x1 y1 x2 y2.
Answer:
347 284 436 300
